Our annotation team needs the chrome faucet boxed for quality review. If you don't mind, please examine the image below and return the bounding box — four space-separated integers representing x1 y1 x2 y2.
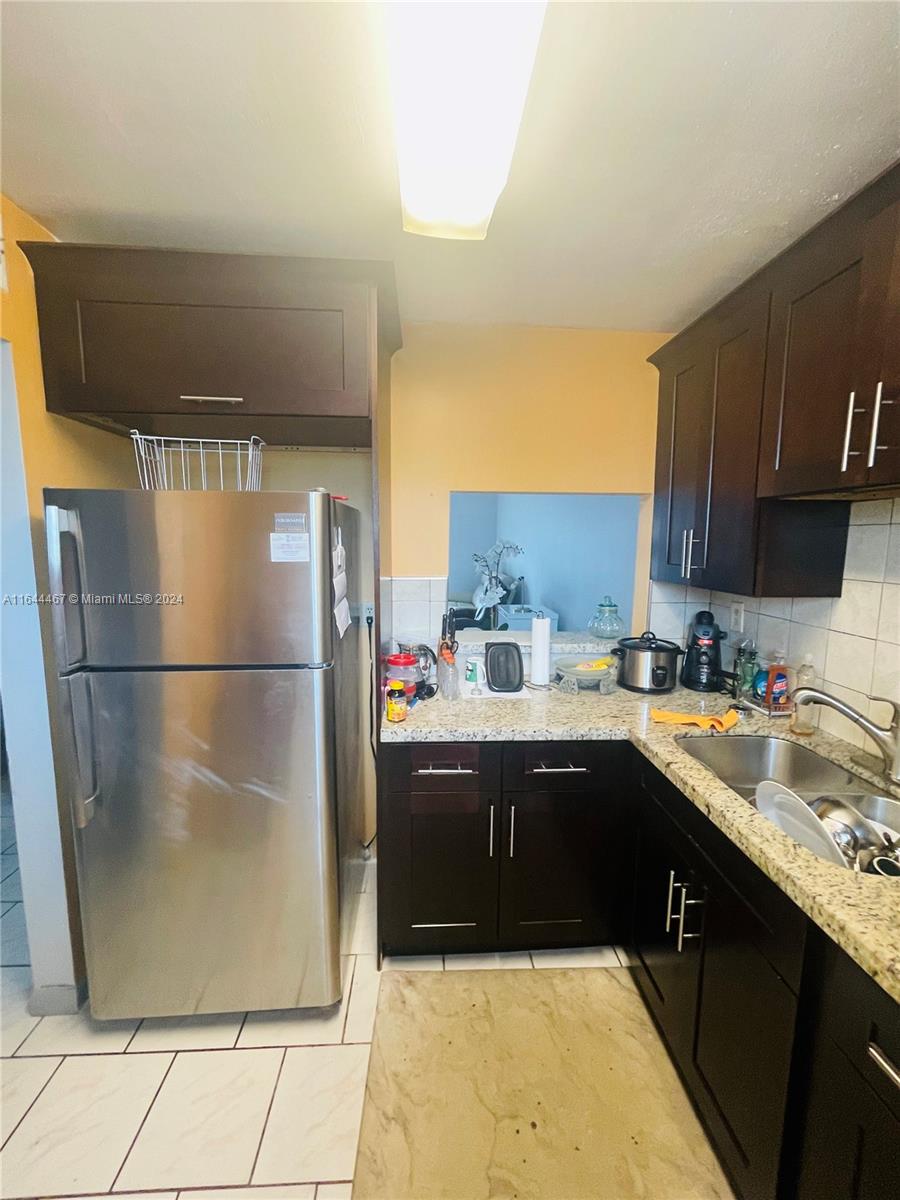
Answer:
792 686 900 784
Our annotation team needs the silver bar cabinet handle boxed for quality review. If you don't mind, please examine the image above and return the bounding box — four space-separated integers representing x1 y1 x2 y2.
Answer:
680 529 688 578
414 767 476 776
867 1041 900 1091
676 887 704 953
489 803 495 858
840 390 862 471
531 764 589 775
665 869 676 933
509 804 516 858
180 395 245 405
685 527 695 577
867 381 886 467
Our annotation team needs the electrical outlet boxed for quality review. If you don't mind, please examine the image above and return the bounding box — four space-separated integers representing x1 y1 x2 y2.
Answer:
729 600 745 635
362 602 375 620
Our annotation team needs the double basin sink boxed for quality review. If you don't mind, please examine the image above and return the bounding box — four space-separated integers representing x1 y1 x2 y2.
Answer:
676 734 900 870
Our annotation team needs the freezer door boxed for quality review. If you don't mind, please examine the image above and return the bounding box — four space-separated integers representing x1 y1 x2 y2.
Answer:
45 489 333 668
61 667 340 1017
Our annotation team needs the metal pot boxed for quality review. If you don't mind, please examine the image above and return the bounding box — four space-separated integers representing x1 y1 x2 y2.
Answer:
611 631 683 693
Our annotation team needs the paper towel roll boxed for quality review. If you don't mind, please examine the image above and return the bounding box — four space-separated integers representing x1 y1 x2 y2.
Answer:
530 615 551 685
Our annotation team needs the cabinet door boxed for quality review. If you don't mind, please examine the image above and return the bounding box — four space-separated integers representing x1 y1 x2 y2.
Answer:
694 293 770 595
73 296 370 418
857 200 900 487
691 874 798 1200
797 1035 900 1200
497 790 625 948
630 790 704 1063
758 231 868 495
378 791 499 955
651 338 715 583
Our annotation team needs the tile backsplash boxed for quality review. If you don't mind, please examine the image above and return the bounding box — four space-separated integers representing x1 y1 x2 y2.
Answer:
384 576 449 649
649 498 900 749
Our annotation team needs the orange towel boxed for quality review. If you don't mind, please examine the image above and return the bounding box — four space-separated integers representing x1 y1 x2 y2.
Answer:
649 708 739 733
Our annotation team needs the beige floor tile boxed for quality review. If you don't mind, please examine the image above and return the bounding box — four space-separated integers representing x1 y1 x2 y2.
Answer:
180 1188 315 1200
15 1008 139 1055
382 956 442 971
1 1055 61 1143
343 954 380 1043
0 1051 171 1199
444 952 533 970
348 891 377 954
128 1011 245 1053
1 868 23 902
253 1043 370 1185
115 1047 283 1192
0 967 39 1056
77 1194 177 1200
530 945 621 968
316 1185 353 1199
238 958 353 1048
0 903 29 966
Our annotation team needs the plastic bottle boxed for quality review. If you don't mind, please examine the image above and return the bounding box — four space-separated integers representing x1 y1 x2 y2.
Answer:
385 680 408 722
790 654 817 734
437 652 460 702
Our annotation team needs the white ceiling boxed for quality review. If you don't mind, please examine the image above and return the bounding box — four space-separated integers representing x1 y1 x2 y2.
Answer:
3 1 899 331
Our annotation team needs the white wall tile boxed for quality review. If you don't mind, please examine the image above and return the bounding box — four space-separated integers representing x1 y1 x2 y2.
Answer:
791 597 833 628
830 579 884 636
817 683 870 748
756 615 791 659
758 597 792 619
870 640 900 709
392 600 431 641
824 631 876 695
429 601 446 634
878 584 900 644
787 623 828 675
850 499 894 524
391 578 430 603
843 525 889 582
885 526 900 585
650 581 686 604
686 587 712 605
648 601 686 642
429 576 448 604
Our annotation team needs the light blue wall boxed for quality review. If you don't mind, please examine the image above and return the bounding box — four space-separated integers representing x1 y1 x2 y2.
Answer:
448 492 499 601
448 491 641 630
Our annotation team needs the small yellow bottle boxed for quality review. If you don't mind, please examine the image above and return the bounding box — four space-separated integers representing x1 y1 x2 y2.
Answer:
385 679 408 723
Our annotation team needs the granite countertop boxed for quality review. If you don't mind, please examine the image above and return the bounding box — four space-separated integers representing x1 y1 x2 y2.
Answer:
381 687 900 1003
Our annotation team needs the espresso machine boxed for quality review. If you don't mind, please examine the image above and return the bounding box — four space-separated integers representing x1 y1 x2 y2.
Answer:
681 610 727 691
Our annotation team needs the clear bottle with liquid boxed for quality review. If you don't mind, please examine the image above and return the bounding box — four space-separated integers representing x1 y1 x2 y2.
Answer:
790 654 817 734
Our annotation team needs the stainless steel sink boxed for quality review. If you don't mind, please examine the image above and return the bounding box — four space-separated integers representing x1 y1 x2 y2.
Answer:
676 735 870 800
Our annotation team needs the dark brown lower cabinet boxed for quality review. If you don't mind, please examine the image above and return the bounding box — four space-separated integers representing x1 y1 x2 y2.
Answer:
630 763 804 1200
378 741 626 956
497 790 624 947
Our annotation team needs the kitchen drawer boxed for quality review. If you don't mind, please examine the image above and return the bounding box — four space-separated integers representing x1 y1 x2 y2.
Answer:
382 743 501 794
503 740 626 792
815 936 900 1120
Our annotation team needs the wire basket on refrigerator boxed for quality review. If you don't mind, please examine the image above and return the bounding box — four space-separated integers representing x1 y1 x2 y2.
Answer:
131 431 265 491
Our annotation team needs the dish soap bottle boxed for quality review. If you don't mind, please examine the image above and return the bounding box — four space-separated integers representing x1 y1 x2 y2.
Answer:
790 654 817 734
588 595 625 651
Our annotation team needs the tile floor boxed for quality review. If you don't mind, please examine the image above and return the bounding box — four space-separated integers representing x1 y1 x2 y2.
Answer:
0 835 625 1200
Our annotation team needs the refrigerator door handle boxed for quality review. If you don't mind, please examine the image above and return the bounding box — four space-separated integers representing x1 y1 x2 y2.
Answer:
46 505 87 671
67 674 99 828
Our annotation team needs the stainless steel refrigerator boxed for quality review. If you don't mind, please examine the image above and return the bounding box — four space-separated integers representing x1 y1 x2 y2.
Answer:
44 488 363 1019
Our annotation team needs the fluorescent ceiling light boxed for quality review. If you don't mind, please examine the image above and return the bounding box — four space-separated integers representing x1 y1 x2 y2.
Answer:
384 1 547 240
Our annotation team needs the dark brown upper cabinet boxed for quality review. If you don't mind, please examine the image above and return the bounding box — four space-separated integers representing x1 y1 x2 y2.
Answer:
758 193 900 496
21 243 401 448
650 290 850 595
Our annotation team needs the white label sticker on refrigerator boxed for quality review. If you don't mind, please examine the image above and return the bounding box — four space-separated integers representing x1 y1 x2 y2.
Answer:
270 531 310 562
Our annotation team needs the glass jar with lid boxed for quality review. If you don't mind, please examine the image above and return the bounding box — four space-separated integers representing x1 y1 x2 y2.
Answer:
588 595 626 651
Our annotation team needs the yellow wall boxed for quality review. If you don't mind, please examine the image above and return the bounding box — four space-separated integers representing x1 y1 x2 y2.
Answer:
388 323 667 626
